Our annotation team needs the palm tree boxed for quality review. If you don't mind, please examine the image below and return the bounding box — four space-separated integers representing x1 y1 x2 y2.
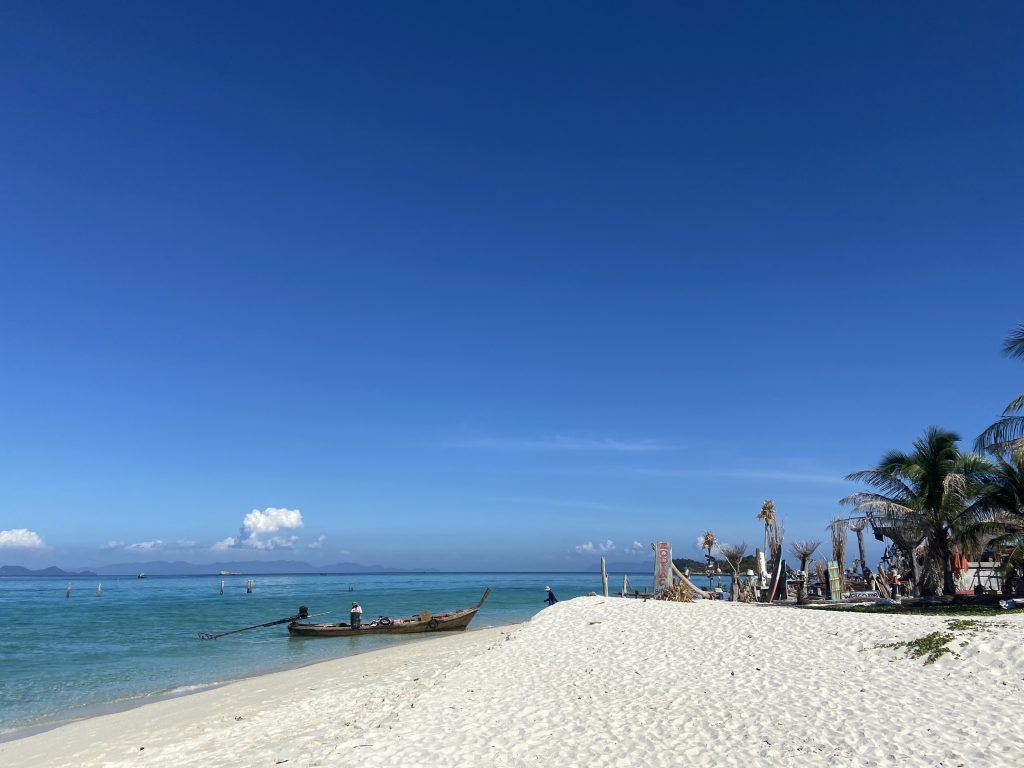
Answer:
976 324 1024 454
974 449 1024 587
757 500 776 557
848 518 869 577
843 427 993 597
717 542 747 601
790 539 820 604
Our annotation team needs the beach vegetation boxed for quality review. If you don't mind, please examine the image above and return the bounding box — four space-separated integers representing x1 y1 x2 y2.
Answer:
790 539 820 604
973 449 1024 585
843 428 994 597
976 324 1024 455
716 542 748 601
880 630 957 664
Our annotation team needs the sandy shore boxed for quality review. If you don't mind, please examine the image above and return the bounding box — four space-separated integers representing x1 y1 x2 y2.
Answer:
4 597 1024 767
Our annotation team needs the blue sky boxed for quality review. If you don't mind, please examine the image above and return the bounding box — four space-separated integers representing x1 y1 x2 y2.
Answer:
1 2 1022 571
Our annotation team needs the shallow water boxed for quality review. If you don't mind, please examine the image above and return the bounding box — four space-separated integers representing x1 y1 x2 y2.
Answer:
0 571 706 736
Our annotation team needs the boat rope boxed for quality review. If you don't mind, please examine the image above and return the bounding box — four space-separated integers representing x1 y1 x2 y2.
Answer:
199 605 320 640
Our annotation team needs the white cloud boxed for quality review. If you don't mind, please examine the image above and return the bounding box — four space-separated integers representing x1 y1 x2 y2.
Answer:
126 540 164 551
307 535 326 549
0 528 46 550
574 539 615 555
174 539 202 550
624 541 645 555
101 540 126 551
216 508 304 551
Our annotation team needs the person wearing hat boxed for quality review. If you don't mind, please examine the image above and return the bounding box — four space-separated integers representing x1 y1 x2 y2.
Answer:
350 601 363 629
543 586 558 606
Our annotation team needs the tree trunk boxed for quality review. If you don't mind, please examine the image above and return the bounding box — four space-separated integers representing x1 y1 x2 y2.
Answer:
910 542 925 597
797 556 809 604
855 528 868 577
939 533 956 597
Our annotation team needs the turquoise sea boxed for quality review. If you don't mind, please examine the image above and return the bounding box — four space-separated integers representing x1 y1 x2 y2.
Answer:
0 571 724 738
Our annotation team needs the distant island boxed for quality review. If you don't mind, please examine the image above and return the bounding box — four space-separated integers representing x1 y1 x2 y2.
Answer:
0 565 97 577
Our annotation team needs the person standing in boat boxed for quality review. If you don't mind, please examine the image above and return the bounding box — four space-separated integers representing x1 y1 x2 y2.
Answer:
350 601 362 629
544 586 557 606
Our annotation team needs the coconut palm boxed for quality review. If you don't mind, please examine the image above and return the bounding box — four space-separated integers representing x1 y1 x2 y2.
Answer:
974 449 1024 586
976 324 1024 454
843 427 993 597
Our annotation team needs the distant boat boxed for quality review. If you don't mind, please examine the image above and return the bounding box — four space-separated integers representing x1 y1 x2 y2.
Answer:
218 570 240 576
288 589 490 637
137 573 146 579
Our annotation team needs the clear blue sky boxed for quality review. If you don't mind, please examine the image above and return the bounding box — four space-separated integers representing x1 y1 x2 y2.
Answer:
1 2 1021 570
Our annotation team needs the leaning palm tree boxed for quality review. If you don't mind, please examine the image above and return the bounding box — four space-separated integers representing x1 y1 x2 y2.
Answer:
976 324 1024 454
844 427 993 597
790 539 820 604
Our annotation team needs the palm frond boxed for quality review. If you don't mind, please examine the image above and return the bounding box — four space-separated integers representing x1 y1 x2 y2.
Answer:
975 415 1024 454
1003 323 1024 359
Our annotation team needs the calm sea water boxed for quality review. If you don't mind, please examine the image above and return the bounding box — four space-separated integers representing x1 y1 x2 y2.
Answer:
0 571 720 738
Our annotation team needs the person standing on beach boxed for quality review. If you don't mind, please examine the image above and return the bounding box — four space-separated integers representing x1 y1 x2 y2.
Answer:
350 601 362 629
544 586 557 606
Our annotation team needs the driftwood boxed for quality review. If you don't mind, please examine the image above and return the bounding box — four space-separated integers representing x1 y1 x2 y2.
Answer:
658 581 695 602
671 561 712 598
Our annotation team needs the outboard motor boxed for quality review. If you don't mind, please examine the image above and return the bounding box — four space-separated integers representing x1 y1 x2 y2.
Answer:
297 605 309 620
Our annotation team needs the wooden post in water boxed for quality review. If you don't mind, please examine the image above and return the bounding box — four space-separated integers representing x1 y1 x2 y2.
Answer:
601 557 609 597
246 579 254 594
220 580 224 595
96 582 102 597
66 583 72 598
622 574 629 596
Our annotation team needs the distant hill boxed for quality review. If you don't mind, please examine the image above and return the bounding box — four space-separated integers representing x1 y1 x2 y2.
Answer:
84 560 430 576
1 565 97 577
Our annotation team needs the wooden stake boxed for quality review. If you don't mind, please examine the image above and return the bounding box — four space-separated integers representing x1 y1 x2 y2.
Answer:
601 557 609 597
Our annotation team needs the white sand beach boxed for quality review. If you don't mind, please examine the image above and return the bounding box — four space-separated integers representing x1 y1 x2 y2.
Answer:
4 597 1024 768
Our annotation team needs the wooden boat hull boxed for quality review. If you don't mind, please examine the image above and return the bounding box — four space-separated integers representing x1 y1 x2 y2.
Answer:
287 588 490 638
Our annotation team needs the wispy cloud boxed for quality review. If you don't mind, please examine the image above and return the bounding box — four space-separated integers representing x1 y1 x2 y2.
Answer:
0 528 46 550
102 539 168 552
631 467 848 485
574 539 615 555
126 540 164 551
450 434 678 452
307 535 326 549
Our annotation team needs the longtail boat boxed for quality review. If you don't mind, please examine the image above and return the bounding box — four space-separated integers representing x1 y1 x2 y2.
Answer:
287 588 491 637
